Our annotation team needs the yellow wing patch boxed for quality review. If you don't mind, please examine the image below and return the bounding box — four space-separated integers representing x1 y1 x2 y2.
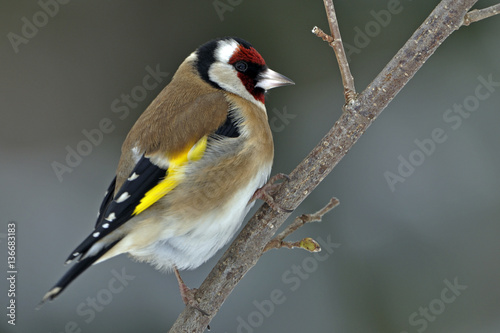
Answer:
132 136 208 215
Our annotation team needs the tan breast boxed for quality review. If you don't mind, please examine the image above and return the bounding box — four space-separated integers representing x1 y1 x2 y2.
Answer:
158 92 274 229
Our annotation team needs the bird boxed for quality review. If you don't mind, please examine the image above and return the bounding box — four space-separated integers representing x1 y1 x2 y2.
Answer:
40 37 294 311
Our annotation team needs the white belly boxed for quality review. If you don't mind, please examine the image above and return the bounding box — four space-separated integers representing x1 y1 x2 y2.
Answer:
128 171 268 271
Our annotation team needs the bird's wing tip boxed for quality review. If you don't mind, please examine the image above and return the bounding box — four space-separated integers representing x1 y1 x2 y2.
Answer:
37 287 62 310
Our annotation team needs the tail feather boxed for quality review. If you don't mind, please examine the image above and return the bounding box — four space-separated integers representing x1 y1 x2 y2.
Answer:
39 239 120 307
65 232 105 264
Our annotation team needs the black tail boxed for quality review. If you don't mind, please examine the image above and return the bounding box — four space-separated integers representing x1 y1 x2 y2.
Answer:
38 240 120 307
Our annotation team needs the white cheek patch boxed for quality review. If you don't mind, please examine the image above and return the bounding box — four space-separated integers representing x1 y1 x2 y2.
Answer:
209 63 245 95
208 63 265 111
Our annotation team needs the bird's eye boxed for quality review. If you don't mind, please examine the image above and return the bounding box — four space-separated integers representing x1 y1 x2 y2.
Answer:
234 61 248 73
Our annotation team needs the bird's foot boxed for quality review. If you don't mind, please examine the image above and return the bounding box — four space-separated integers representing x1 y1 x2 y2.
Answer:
250 173 293 213
174 267 209 316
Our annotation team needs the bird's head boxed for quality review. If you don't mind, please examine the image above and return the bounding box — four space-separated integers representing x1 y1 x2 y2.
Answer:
194 37 294 107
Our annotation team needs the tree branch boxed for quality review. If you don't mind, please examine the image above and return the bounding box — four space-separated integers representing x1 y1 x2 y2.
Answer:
168 0 485 331
463 3 500 26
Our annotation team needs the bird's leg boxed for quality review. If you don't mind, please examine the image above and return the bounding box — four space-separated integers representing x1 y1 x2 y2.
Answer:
250 173 293 213
173 267 209 316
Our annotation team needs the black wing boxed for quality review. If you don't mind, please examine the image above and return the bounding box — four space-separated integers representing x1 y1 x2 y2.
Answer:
66 155 167 263
40 156 167 304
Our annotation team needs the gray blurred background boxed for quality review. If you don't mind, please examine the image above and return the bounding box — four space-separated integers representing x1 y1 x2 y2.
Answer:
1 0 500 332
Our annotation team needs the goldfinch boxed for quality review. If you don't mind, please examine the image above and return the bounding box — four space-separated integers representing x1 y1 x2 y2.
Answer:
41 37 294 309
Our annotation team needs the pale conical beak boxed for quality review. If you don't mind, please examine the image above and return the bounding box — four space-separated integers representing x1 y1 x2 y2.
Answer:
255 68 295 91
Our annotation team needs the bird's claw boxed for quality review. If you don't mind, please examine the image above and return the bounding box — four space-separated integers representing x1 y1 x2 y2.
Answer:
250 173 293 213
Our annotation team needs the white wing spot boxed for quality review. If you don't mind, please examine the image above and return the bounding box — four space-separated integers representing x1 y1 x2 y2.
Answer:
102 223 110 229
128 173 139 181
73 252 80 257
93 232 100 238
105 212 116 222
131 146 142 163
116 192 130 203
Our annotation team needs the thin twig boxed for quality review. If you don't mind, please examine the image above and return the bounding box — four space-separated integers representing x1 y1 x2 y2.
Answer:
312 26 334 43
312 26 357 104
320 0 356 104
463 4 500 26
264 197 339 252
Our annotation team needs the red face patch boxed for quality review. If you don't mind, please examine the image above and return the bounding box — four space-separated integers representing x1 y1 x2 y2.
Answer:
229 45 266 66
229 45 267 104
